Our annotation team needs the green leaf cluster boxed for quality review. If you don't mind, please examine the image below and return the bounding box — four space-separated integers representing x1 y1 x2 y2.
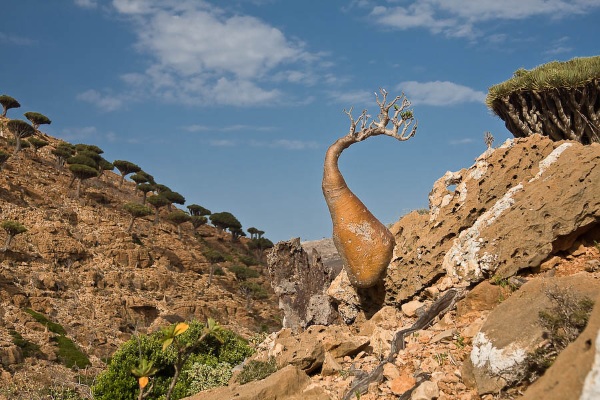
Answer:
486 55 600 108
92 321 252 400
229 265 260 281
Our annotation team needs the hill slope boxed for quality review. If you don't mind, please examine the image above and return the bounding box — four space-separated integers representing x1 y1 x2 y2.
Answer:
0 129 281 395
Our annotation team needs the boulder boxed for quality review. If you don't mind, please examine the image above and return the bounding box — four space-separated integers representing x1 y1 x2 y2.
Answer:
183 364 331 400
462 274 600 394
272 325 369 374
520 292 600 399
386 136 600 304
267 238 339 330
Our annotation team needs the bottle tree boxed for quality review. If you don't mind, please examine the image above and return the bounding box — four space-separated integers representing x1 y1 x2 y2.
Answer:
113 160 141 186
0 95 20 117
486 55 600 144
322 88 416 288
24 112 51 130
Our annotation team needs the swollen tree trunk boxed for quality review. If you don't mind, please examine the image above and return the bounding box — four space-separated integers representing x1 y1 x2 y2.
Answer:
322 89 417 288
323 137 395 288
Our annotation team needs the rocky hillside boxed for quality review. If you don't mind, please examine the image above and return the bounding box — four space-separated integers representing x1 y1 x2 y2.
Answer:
0 128 282 395
189 134 600 400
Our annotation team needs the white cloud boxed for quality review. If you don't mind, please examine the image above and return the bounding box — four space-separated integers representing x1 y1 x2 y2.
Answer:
398 81 486 106
104 0 321 107
0 32 35 46
250 139 319 150
76 89 125 112
367 0 600 38
449 138 475 145
209 139 237 147
74 0 98 9
183 124 275 133
328 90 376 107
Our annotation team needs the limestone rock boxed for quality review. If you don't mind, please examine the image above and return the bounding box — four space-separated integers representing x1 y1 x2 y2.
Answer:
183 365 331 400
386 136 600 304
273 324 369 373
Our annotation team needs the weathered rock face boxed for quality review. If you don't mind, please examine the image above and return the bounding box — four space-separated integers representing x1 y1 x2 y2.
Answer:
267 238 339 330
386 135 600 304
183 365 332 400
462 274 600 395
520 291 600 400
0 137 282 386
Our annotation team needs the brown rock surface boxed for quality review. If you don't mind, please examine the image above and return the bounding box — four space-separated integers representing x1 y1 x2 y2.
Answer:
183 365 331 400
0 135 282 391
386 135 600 304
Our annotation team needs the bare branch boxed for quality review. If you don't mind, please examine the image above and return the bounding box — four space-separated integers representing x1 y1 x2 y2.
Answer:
340 88 417 145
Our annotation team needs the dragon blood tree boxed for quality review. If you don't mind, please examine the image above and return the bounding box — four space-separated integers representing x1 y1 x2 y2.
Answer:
322 88 417 288
486 55 600 144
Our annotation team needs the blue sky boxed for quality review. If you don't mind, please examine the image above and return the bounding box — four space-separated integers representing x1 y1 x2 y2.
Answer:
1 1 599 243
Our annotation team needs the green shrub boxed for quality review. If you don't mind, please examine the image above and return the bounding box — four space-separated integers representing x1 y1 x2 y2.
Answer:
92 321 253 400
9 329 42 358
238 254 259 266
240 281 269 300
53 335 91 369
236 357 278 384
229 265 260 281
213 267 225 276
522 288 594 382
187 361 233 392
24 309 67 335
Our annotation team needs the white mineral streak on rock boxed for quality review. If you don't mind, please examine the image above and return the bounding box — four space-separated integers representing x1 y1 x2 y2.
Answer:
471 332 526 377
470 152 491 180
443 184 524 280
530 143 572 182
580 329 600 400
430 171 463 222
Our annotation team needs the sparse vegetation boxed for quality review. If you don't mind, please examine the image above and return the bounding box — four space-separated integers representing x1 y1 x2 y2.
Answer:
1 220 27 251
124 203 153 232
92 320 252 400
236 357 278 384
0 94 20 117
113 160 142 186
24 111 51 130
6 119 35 154
486 55 600 143
521 287 594 382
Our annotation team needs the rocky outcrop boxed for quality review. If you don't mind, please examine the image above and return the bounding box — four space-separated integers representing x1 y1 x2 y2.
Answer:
520 291 600 399
184 365 332 400
386 135 600 304
462 274 600 395
267 238 339 330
